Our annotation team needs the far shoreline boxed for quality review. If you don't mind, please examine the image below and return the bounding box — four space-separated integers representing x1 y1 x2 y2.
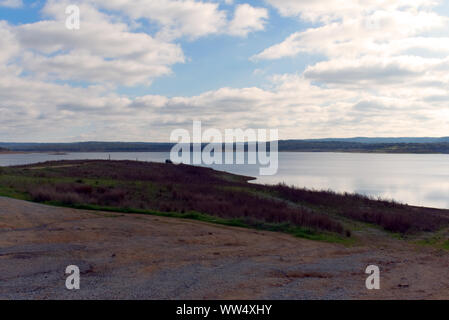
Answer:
2 150 449 155
0 151 29 155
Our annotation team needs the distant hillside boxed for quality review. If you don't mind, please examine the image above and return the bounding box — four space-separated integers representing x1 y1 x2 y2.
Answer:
0 142 173 152
2 139 449 154
302 137 449 144
278 141 449 153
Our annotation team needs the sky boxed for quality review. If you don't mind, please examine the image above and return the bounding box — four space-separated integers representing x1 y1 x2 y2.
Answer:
0 0 448 142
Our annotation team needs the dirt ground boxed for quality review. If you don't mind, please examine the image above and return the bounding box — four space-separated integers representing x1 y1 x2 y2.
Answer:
1 196 448 300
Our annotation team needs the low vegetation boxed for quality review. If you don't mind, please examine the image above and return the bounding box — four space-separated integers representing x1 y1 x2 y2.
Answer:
268 183 448 233
0 160 448 242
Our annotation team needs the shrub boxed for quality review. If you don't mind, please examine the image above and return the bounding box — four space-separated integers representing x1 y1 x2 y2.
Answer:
29 187 54 202
74 184 93 194
58 192 83 205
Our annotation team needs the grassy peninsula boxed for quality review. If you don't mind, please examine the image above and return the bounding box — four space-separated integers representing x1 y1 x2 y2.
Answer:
0 160 449 245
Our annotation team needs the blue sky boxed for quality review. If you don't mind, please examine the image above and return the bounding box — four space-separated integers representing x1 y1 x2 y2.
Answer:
1 0 449 141
0 0 44 24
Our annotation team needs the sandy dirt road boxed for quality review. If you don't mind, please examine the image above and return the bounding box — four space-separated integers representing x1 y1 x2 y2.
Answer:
0 196 448 300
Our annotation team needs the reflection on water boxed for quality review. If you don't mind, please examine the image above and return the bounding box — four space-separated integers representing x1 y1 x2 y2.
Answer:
1 152 448 209
254 153 449 209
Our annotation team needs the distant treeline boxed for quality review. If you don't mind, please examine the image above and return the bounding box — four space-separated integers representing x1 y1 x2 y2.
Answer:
2 140 449 154
0 142 173 152
279 141 449 153
301 137 449 144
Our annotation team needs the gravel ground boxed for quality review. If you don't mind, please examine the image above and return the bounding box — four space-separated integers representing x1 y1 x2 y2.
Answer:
1 196 449 300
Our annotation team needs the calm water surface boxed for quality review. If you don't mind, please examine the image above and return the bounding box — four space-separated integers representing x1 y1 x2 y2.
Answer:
1 152 448 209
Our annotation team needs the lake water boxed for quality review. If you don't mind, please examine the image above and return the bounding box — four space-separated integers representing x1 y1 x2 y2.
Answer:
1 152 448 209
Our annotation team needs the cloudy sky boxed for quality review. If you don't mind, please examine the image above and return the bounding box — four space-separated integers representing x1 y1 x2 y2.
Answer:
1 0 448 142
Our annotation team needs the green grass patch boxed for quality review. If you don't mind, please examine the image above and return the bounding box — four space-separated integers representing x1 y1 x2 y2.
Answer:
442 240 449 250
0 184 31 200
415 232 449 250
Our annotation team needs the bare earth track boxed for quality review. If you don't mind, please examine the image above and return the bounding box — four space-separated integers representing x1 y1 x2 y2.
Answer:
1 196 448 299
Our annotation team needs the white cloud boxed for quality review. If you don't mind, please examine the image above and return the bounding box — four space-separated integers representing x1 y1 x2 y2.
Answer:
0 21 20 65
11 0 185 86
265 0 435 22
0 0 22 8
253 5 448 60
228 4 268 37
303 56 439 86
90 0 268 39
91 0 228 40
